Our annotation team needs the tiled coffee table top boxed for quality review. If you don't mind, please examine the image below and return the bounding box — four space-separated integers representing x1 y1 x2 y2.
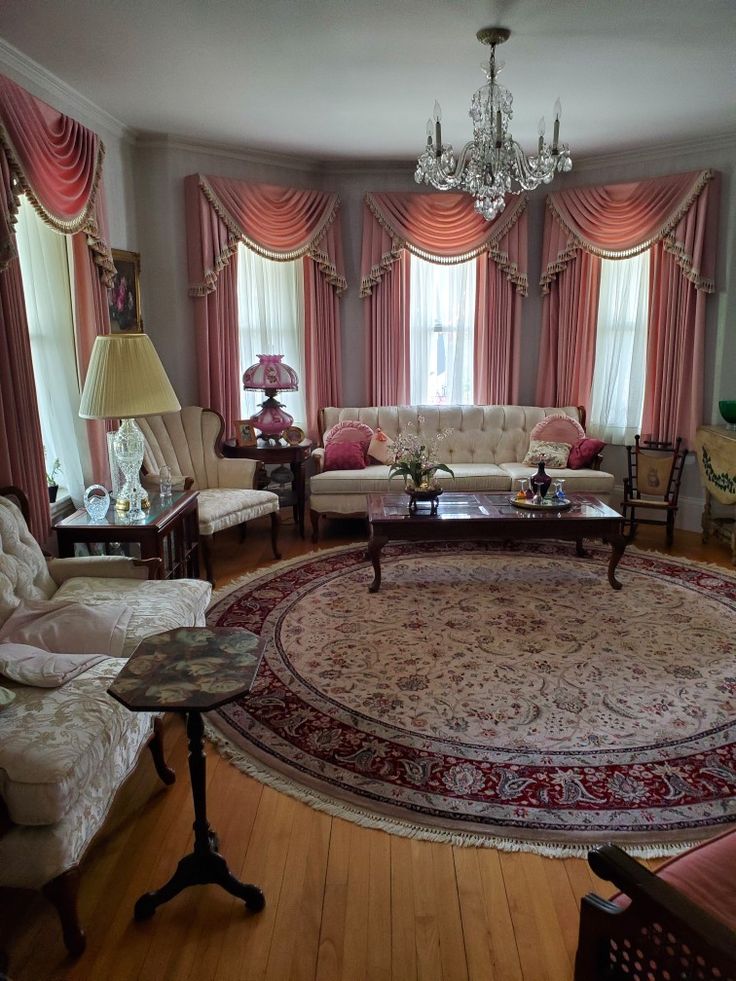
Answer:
109 627 264 712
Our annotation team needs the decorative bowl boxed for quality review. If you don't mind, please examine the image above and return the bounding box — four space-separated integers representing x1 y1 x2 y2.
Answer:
719 400 736 427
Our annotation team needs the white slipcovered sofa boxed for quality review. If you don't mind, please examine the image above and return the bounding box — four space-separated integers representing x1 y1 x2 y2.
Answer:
310 405 615 540
0 489 211 957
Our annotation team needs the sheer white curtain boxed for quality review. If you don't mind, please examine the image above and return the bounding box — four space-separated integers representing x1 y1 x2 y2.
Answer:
589 251 651 443
236 244 306 428
16 197 91 504
409 253 476 404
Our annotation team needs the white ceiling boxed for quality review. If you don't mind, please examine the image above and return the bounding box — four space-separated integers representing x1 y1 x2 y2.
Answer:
2 0 735 161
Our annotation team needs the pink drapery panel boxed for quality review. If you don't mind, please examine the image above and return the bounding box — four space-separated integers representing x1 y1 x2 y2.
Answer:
360 191 527 405
0 74 114 534
536 170 717 442
0 260 49 540
185 174 346 438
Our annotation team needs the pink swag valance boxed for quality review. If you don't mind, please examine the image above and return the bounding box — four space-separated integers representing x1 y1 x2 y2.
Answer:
0 73 114 284
0 73 114 541
536 169 718 445
185 174 346 439
360 191 528 406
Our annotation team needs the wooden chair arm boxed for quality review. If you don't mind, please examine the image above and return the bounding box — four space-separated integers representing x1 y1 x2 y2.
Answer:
575 845 736 980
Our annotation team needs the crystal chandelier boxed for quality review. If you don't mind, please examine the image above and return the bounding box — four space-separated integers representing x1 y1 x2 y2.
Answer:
415 27 572 221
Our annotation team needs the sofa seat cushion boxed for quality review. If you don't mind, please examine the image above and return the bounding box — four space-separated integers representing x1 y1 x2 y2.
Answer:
197 488 279 536
500 462 615 495
312 463 511 496
0 658 154 827
53 577 212 657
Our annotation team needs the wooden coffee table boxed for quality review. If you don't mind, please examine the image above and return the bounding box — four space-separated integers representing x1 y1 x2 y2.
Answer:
366 492 627 593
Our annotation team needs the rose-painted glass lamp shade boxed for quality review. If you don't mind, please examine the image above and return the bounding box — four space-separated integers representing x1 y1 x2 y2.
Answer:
242 354 299 441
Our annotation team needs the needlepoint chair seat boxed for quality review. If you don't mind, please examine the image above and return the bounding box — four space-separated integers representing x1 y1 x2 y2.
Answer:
621 435 688 545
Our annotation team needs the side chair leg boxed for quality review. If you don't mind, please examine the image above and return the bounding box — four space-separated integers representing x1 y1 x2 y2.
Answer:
42 867 86 958
270 511 282 560
239 522 247 544
148 716 176 786
310 509 320 544
666 510 675 546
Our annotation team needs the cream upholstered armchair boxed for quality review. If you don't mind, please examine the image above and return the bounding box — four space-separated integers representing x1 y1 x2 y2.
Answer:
136 406 280 583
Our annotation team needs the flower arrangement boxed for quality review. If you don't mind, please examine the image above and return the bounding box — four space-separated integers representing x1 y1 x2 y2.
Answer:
388 418 454 490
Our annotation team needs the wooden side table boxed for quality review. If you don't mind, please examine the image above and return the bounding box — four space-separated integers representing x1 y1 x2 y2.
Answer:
54 490 200 579
222 438 313 537
108 627 266 920
695 425 736 564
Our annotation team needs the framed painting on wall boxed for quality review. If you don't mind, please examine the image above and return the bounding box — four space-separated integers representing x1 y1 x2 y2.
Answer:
108 249 143 332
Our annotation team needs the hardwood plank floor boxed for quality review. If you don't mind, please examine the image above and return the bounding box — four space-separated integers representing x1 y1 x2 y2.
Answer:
1 515 732 981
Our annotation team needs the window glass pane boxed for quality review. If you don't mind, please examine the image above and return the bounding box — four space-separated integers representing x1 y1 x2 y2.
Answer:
16 196 90 502
409 253 476 405
588 251 650 444
236 244 306 429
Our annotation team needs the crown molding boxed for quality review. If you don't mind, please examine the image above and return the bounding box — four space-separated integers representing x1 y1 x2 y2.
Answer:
0 36 132 141
573 130 736 173
134 132 323 174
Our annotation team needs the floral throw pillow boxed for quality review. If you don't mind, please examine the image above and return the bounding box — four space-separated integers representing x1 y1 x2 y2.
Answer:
522 439 572 468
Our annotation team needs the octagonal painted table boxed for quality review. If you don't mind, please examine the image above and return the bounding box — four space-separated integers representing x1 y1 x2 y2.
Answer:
108 626 266 920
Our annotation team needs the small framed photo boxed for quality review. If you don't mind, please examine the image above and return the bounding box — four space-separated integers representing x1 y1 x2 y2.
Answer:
108 249 143 332
235 420 258 447
284 425 305 445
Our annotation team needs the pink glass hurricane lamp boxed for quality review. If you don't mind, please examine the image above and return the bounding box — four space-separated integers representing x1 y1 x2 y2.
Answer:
242 354 299 441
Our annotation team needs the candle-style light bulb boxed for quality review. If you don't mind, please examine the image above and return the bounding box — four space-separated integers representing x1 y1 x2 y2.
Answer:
538 116 546 154
426 118 433 144
433 101 442 154
433 100 442 122
553 99 561 151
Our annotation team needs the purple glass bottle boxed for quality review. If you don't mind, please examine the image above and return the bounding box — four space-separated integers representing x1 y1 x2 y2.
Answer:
531 460 552 499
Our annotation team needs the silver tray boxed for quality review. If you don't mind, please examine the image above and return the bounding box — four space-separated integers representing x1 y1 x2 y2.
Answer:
510 496 572 511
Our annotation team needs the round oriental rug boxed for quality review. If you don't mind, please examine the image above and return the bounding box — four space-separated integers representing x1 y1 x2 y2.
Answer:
206 541 736 855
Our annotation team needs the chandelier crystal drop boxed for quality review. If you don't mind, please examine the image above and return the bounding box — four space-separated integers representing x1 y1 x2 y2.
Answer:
414 27 572 221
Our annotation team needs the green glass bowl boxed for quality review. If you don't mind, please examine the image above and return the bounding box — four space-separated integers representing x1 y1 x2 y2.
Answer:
719 400 736 425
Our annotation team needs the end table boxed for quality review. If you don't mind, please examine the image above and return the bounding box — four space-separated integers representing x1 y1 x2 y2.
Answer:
222 438 313 537
108 627 266 919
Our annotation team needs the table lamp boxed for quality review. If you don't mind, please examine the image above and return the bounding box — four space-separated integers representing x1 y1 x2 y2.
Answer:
79 334 181 520
242 354 299 442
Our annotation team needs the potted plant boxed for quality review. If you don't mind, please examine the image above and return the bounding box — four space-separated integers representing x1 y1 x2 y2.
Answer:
388 418 454 511
46 457 62 502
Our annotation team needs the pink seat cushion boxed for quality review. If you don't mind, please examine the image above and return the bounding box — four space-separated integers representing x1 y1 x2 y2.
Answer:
324 442 367 472
613 828 736 931
568 437 606 469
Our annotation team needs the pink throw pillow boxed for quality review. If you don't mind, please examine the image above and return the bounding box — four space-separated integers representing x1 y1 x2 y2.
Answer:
530 413 585 446
323 442 368 472
568 438 606 469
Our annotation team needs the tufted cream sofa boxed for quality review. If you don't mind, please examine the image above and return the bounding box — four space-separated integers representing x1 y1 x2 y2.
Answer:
310 405 615 540
0 489 211 956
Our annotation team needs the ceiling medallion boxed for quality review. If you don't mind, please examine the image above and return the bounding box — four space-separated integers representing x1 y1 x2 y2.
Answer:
415 27 573 221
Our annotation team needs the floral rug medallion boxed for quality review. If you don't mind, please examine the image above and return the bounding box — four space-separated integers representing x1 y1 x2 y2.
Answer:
206 541 736 854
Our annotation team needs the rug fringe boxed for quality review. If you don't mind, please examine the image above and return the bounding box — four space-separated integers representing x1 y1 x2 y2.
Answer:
203 720 702 861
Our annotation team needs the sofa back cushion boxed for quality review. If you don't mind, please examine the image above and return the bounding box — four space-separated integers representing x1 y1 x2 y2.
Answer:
0 497 56 628
319 406 583 466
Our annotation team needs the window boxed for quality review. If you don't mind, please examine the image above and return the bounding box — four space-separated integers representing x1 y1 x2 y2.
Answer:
588 251 650 444
15 196 90 502
236 244 306 428
409 253 476 404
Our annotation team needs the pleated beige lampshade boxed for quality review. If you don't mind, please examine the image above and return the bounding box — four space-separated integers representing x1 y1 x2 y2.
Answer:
79 334 181 419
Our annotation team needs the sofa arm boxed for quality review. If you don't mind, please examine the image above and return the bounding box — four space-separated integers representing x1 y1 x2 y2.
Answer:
46 556 161 585
311 447 325 473
216 457 259 488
